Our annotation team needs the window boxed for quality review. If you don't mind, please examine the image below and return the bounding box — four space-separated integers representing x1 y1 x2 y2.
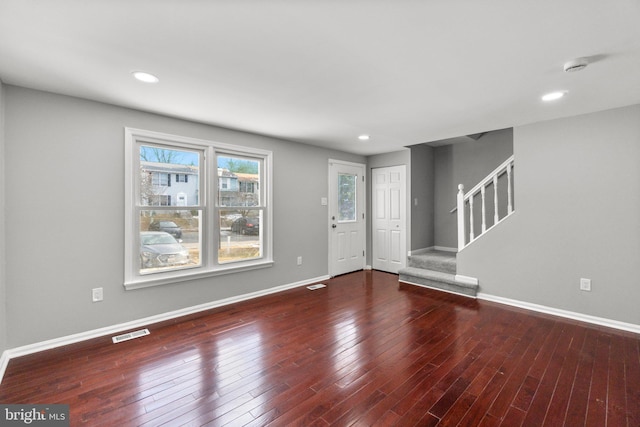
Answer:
240 181 257 193
217 155 262 263
151 173 170 187
148 194 172 206
125 128 272 289
338 173 357 222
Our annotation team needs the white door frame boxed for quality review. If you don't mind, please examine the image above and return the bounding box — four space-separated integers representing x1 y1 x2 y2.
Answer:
328 159 366 277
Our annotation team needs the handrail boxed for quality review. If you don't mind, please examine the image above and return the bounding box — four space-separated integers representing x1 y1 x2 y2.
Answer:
457 155 514 250
463 155 514 202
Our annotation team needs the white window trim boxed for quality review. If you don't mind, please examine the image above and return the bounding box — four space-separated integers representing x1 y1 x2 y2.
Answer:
124 128 273 290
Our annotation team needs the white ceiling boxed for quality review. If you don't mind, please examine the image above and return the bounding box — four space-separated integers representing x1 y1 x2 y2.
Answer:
1 1 639 155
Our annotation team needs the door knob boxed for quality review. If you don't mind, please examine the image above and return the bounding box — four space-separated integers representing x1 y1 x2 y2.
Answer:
332 224 337 228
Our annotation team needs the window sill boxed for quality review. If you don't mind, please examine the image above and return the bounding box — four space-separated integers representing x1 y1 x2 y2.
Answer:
124 259 274 290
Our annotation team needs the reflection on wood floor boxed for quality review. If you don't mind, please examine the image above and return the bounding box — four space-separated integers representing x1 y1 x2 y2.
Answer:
1 270 639 426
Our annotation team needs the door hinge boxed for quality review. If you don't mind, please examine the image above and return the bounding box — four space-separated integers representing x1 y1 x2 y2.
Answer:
363 250 365 256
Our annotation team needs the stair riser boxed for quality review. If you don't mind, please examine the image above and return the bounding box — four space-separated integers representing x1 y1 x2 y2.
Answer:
399 274 477 298
407 257 456 274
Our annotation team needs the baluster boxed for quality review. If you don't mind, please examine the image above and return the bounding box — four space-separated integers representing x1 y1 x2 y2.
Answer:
507 162 513 214
493 175 499 224
480 186 487 233
457 184 465 250
469 194 475 241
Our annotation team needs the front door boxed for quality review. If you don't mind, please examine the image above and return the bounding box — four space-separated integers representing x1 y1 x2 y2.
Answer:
329 160 365 277
372 165 407 273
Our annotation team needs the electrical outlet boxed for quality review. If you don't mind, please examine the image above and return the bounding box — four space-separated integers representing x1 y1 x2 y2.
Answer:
580 278 591 292
92 287 103 302
297 256 303 266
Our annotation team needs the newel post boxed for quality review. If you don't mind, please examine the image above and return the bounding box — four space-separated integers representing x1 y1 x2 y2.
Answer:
457 184 465 250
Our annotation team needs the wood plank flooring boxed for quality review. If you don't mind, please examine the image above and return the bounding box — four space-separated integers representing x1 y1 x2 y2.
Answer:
1 270 639 426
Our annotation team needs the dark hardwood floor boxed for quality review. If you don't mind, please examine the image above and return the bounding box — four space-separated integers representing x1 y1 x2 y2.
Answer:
1 271 639 426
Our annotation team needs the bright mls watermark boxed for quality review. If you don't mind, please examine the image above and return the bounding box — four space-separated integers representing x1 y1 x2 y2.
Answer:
1 405 69 426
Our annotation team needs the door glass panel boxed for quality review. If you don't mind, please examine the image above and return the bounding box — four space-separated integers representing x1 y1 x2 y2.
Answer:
338 173 357 222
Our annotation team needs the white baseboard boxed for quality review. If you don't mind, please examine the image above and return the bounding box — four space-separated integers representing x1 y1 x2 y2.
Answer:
0 350 9 385
407 247 429 256
400 279 477 299
433 246 458 253
454 274 479 286
0 274 330 385
477 292 640 334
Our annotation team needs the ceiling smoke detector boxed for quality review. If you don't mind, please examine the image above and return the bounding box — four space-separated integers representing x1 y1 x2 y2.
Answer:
564 58 589 73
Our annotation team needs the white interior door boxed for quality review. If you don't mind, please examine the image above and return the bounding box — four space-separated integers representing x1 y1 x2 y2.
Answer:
372 165 406 273
329 160 365 277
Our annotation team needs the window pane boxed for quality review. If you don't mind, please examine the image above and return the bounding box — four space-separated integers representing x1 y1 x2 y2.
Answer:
219 209 262 263
217 156 260 207
338 173 357 222
140 146 200 207
140 210 201 273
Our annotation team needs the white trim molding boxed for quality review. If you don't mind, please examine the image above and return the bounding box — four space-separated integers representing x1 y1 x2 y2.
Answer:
0 351 9 384
124 127 274 290
0 274 329 384
401 279 477 299
454 274 479 286
478 292 640 334
433 246 458 253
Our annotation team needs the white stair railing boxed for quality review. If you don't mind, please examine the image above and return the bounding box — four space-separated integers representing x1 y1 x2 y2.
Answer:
456 155 514 250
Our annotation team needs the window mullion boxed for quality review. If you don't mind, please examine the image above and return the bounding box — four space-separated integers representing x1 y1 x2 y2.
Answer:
207 147 219 266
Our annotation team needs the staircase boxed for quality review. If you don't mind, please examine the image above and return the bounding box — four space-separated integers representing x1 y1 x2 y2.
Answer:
399 155 514 299
398 250 478 297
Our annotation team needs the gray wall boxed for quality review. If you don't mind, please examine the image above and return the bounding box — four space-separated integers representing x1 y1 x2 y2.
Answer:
4 86 365 348
0 81 6 356
409 144 435 251
367 149 411 264
433 129 513 248
458 105 640 325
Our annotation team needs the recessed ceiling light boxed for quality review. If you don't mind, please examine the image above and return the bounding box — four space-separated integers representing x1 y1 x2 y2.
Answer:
358 135 370 141
132 71 159 84
542 91 567 102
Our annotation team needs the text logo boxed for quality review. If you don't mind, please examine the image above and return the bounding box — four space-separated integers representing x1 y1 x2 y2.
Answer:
1 405 69 426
